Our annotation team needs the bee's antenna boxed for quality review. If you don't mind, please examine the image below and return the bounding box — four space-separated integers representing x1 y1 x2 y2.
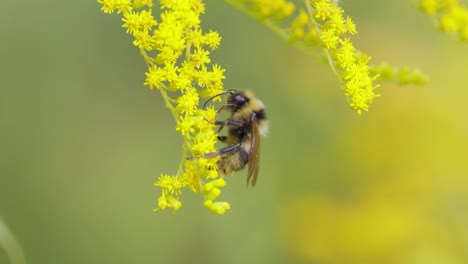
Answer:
203 90 236 109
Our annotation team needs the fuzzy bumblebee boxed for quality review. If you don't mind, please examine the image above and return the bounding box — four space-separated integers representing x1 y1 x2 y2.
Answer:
201 90 269 187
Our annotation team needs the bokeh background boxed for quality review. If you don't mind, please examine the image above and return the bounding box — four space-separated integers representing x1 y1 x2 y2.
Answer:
2 0 468 263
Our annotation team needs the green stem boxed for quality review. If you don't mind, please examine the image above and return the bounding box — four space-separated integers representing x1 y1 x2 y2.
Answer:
140 48 155 67
304 0 342 81
158 86 178 121
0 218 26 264
177 144 189 176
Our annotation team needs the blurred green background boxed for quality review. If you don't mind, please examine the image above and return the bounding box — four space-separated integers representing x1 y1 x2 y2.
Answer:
2 0 468 263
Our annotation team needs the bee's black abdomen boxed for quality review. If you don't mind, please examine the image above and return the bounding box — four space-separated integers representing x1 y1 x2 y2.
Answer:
254 109 266 121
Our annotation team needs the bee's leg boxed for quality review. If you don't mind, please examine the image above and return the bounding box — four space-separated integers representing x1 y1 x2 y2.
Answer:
213 120 243 126
201 143 241 158
218 135 227 142
213 120 243 133
216 104 235 113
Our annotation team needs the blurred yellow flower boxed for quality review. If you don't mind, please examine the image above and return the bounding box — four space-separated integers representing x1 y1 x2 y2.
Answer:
418 0 468 40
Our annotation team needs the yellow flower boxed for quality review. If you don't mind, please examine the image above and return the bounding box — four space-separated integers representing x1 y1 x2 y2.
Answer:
196 64 226 97
156 195 168 210
169 176 187 195
210 64 226 86
320 29 339 49
186 29 204 47
344 16 357 34
418 0 443 15
156 46 179 65
439 11 459 32
122 10 157 34
203 30 222 50
165 194 182 214
335 38 356 69
133 0 153 9
122 11 140 34
191 48 211 68
328 12 345 35
176 87 199 115
144 65 166 90
154 174 173 194
133 30 155 50
114 0 132 14
176 114 195 137
204 200 230 215
313 0 332 20
98 0 117 14
162 63 179 84
417 0 468 41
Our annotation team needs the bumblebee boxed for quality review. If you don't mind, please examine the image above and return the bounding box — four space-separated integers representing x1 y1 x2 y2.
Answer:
202 90 268 187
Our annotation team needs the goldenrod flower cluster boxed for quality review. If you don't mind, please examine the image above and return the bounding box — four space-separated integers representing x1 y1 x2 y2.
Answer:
370 63 429 85
227 0 381 114
236 0 296 20
418 0 468 40
97 0 231 214
306 0 380 115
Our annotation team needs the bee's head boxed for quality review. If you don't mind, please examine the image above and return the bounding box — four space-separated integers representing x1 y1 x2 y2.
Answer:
227 90 250 111
202 90 258 112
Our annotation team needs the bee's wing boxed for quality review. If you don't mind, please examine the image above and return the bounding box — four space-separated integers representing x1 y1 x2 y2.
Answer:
247 113 261 187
